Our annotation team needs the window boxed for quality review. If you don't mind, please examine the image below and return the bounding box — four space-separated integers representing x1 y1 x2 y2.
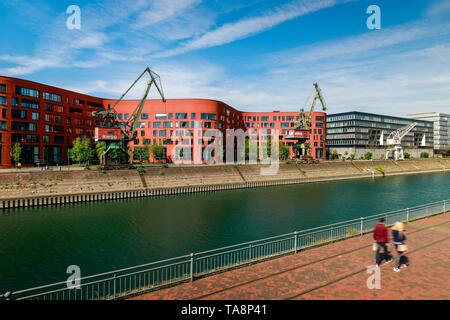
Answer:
0 84 6 93
1 109 6 118
43 92 62 102
12 122 37 131
22 99 40 109
43 136 50 143
12 110 27 119
45 103 64 113
45 114 62 123
191 113 196 119
0 121 6 130
32 112 40 121
11 98 19 106
159 130 167 137
281 122 289 128
164 122 173 128
153 122 162 128
156 114 167 120
16 86 39 98
201 113 216 120
261 116 269 122
176 113 188 119
54 136 64 144
118 114 123 120
0 96 6 105
141 113 149 120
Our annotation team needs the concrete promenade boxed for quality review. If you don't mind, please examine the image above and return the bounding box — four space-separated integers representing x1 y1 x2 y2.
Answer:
133 212 450 300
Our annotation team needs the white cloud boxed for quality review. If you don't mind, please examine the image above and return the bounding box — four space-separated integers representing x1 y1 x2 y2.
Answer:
155 0 344 58
268 21 450 66
133 0 201 29
425 0 450 17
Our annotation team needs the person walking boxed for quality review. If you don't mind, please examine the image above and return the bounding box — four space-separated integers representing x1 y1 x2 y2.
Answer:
392 222 408 272
373 218 392 266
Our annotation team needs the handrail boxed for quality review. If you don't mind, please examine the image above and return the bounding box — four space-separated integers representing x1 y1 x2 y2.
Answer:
2 198 448 301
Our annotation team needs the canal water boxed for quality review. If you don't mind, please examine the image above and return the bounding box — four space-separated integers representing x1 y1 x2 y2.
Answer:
0 172 449 292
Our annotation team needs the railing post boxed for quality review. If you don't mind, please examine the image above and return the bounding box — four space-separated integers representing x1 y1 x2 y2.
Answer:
406 208 410 223
249 244 253 261
360 217 364 236
294 231 298 253
190 253 195 282
113 273 117 300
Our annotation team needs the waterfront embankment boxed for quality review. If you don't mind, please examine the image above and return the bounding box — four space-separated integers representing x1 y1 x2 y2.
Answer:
0 159 449 208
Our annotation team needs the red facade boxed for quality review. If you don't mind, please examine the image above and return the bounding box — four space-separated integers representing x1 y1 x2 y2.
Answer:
0 76 326 167
0 76 103 167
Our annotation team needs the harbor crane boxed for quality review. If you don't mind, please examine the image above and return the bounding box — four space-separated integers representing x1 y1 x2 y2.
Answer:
93 67 166 166
384 122 418 161
294 83 328 162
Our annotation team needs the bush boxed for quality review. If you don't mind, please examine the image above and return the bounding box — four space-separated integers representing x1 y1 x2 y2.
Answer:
420 152 429 159
375 166 385 176
363 152 373 160
404 152 411 159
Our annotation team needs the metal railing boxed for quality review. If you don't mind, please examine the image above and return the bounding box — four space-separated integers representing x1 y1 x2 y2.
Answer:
1 199 448 300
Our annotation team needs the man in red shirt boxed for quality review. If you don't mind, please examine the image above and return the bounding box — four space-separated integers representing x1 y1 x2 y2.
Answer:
373 218 392 266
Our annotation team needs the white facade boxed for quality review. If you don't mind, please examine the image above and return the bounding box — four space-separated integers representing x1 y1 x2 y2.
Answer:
407 113 450 151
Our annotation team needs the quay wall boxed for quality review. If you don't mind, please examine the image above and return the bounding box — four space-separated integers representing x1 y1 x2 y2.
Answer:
0 159 448 209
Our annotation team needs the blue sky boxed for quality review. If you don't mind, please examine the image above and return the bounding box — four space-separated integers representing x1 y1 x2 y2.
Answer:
1 0 450 115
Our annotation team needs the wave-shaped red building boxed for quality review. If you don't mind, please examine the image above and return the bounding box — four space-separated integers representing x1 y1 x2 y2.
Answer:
0 76 326 167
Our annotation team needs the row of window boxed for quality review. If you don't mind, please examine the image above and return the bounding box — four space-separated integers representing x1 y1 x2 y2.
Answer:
11 134 65 144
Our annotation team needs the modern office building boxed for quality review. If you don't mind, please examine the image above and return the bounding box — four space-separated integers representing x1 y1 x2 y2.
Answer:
326 111 434 159
0 76 326 167
242 111 326 159
407 112 450 153
0 77 103 167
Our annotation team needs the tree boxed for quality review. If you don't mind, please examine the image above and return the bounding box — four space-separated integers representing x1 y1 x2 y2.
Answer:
69 137 94 165
12 143 22 166
330 149 339 160
134 145 150 162
96 141 107 165
152 144 166 161
279 143 290 161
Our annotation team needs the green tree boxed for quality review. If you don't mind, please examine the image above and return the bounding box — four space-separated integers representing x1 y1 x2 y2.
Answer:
279 143 290 161
134 145 150 162
70 137 94 165
12 143 22 166
96 141 107 165
152 144 166 161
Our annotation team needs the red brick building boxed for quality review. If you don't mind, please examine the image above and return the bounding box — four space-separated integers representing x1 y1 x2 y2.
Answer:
0 76 103 167
0 76 326 167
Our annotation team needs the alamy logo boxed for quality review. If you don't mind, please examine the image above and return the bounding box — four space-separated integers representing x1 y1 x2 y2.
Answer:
366 5 381 30
67 265 81 290
66 5 81 30
366 265 381 290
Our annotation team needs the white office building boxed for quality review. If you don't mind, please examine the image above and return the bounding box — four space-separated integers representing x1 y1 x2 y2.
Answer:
407 113 450 151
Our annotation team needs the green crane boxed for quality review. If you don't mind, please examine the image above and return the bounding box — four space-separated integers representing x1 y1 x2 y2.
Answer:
93 67 166 166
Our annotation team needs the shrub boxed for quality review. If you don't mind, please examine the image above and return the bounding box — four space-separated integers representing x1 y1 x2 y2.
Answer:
404 152 411 159
363 152 373 160
375 166 385 176
420 152 429 159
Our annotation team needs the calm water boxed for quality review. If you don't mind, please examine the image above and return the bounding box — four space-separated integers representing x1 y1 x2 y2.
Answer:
0 172 449 291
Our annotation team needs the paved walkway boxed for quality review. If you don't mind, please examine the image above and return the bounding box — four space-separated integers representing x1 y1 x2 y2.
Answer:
133 212 450 300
